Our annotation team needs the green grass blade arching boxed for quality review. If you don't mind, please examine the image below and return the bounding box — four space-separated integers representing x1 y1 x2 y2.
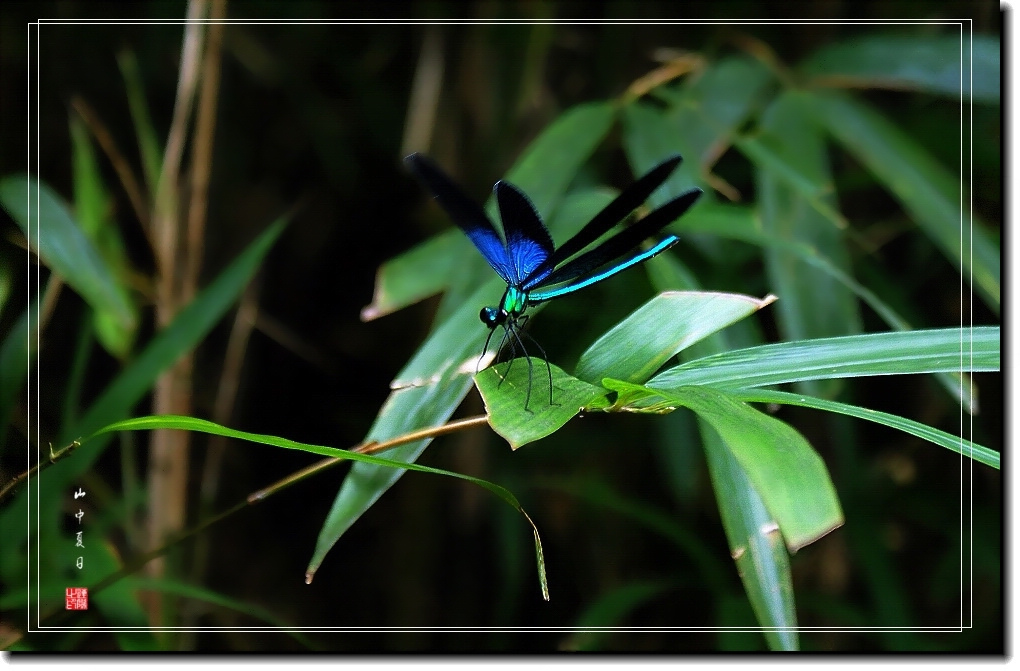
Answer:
91 414 549 601
0 216 290 571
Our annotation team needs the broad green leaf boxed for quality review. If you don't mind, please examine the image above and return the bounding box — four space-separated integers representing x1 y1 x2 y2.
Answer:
800 33 1000 103
360 229 462 320
0 175 134 331
701 427 798 651
649 327 999 391
756 91 862 397
729 388 999 470
94 414 548 601
311 283 493 579
638 232 798 648
70 114 139 358
575 291 775 385
607 381 843 553
809 90 1000 313
475 359 607 449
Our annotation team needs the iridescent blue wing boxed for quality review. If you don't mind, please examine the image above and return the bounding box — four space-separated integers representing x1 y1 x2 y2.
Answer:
493 181 555 286
522 154 684 290
404 153 515 284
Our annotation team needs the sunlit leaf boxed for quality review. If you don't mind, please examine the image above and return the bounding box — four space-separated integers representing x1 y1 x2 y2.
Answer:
575 291 775 385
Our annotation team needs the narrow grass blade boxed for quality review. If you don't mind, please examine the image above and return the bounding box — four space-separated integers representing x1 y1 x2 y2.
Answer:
729 388 999 470
809 90 1000 313
91 414 549 601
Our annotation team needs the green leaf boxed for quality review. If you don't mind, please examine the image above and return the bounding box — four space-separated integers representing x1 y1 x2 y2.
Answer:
574 291 776 385
621 102 706 200
808 90 1000 313
0 175 135 331
310 283 495 580
733 132 847 229
360 229 462 320
648 327 999 391
91 414 549 602
607 381 843 553
638 56 774 196
475 359 608 449
500 101 616 215
800 33 1000 103
728 388 999 470
701 428 798 651
70 114 139 358
0 216 290 565
674 201 978 411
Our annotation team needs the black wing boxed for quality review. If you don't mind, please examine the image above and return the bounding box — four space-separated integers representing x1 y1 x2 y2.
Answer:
521 154 684 290
533 187 703 289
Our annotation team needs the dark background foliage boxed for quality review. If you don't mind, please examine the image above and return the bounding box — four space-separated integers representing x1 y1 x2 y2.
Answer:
0 0 1002 653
